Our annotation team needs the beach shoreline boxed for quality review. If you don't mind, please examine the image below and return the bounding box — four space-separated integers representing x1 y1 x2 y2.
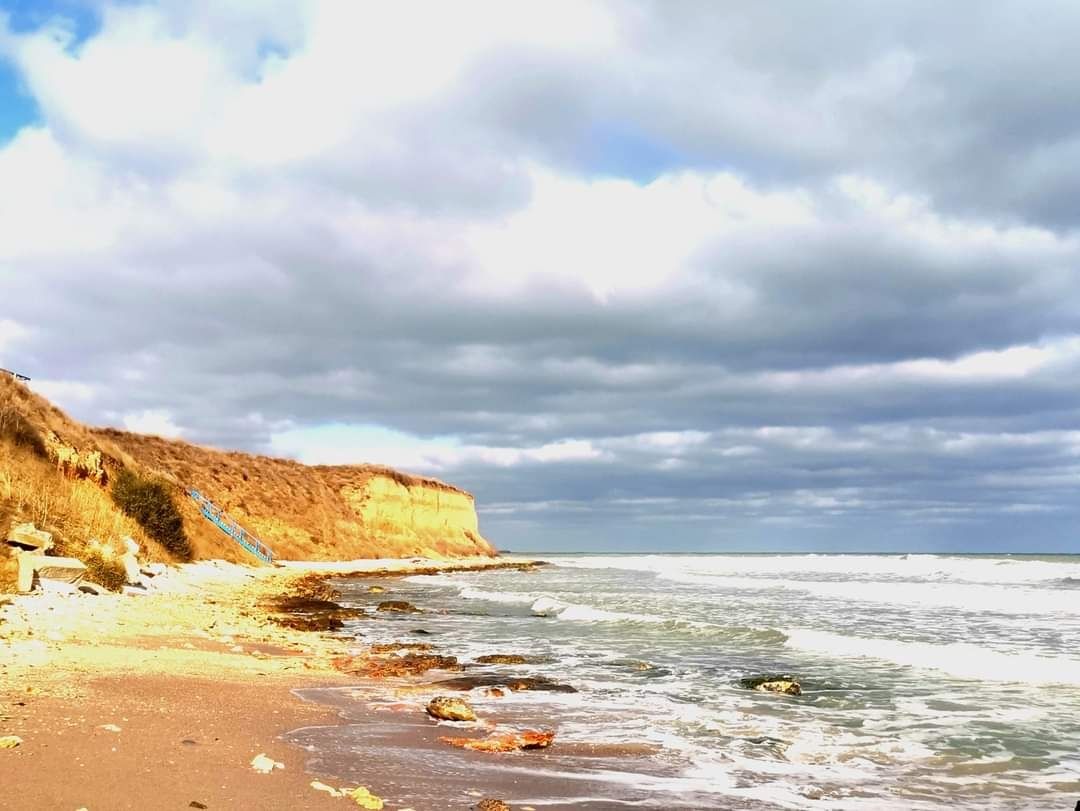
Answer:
0 556 549 811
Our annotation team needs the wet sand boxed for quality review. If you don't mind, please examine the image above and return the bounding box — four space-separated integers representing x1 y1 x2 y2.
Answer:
0 557 569 811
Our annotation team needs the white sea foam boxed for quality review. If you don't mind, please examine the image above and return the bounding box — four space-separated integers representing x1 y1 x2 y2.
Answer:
530 595 664 624
457 586 537 605
556 553 1080 586
784 628 1080 685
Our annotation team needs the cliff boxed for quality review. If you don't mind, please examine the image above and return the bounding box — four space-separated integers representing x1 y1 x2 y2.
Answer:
0 374 495 582
93 429 495 562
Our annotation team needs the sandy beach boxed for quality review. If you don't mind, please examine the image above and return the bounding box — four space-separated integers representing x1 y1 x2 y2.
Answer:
0 557 544 811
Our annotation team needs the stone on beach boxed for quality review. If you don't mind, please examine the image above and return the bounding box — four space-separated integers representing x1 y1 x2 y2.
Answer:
475 800 511 811
433 674 577 693
426 695 478 722
348 786 384 809
0 735 23 749
474 654 529 665
376 600 421 613
370 642 433 653
6 523 53 552
335 653 463 678
741 675 802 696
440 729 556 753
250 752 284 773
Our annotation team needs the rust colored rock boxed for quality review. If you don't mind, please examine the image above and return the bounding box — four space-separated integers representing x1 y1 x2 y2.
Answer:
433 674 577 693
475 800 511 811
370 642 433 653
274 614 344 632
426 696 477 722
475 654 528 665
740 675 802 696
376 600 422 614
440 729 555 753
484 687 505 699
340 653 463 678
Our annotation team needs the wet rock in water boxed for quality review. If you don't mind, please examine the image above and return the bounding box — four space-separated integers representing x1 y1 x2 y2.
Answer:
410 628 433 635
475 800 511 811
368 585 385 594
369 642 433 654
274 614 344 632
426 695 478 722
484 687 505 699
336 653 463 678
376 600 422 614
434 674 577 694
474 654 529 665
440 729 555 753
740 675 802 696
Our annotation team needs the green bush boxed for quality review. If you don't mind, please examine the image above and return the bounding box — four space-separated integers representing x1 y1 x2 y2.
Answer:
82 549 128 592
111 468 191 560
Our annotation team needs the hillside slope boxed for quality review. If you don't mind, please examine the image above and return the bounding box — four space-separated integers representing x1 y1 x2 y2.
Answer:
0 375 495 581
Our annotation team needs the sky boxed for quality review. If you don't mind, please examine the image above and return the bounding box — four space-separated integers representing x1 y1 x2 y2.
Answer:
1 2 1080 553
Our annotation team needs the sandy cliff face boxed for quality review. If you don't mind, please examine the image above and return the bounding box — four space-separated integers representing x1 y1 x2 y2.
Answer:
93 431 497 562
0 376 495 567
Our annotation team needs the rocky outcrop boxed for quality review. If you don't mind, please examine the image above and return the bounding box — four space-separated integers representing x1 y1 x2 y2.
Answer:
433 674 577 693
440 729 555 753
474 654 529 665
45 432 107 484
741 675 802 696
334 653 463 678
426 696 477 722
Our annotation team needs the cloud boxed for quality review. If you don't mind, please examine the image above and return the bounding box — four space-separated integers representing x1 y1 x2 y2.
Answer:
1 2 1080 551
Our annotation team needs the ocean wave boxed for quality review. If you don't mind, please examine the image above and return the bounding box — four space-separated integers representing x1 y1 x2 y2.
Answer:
784 628 1080 685
457 586 538 605
697 577 1080 615
555 553 1080 586
530 596 665 624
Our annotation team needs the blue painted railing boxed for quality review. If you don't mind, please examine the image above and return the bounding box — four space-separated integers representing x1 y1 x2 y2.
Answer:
187 488 274 564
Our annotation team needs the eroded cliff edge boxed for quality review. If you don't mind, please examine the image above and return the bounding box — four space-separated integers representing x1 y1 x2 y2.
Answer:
0 374 495 566
94 430 496 561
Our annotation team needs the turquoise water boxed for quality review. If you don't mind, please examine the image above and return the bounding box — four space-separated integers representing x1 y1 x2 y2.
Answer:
311 554 1080 809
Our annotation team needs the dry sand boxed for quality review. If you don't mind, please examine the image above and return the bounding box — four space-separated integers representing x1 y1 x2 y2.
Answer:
0 556 537 810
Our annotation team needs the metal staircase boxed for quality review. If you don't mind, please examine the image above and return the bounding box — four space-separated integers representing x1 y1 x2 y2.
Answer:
187 488 274 564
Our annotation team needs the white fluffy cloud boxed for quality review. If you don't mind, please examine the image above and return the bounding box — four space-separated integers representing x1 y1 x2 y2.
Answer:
2 2 1080 550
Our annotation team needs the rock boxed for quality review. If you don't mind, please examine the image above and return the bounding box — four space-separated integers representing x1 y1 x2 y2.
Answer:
189 803 208 810
100 724 122 733
484 687 505 698
119 537 142 584
740 675 802 696
17 554 86 593
341 653 463 678
0 735 22 749
475 654 528 665
368 585 385 593
348 786 384 809
249 752 284 773
274 615 345 632
376 600 421 614
440 729 555 753
311 781 344 797
410 628 433 635
370 642 433 653
433 674 577 693
7 523 53 552
426 696 477 722
475 801 511 811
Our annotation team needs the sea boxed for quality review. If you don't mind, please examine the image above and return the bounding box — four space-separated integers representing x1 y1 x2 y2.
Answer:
291 554 1080 810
